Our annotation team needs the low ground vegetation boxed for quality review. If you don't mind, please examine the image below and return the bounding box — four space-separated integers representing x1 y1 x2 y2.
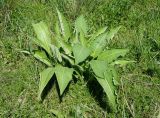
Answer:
0 0 160 117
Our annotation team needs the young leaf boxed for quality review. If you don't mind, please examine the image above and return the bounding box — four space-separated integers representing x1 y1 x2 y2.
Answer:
96 71 116 111
38 67 55 100
32 21 52 56
74 15 88 46
56 8 71 41
55 65 74 95
75 15 88 35
89 33 108 57
50 44 62 62
56 36 72 55
34 50 52 66
106 26 121 42
90 60 107 78
72 44 91 64
98 49 129 63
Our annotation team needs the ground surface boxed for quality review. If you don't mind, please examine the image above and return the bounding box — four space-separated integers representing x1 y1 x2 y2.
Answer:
0 0 160 118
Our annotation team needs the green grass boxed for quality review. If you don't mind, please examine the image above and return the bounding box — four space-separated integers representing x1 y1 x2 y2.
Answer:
0 0 160 117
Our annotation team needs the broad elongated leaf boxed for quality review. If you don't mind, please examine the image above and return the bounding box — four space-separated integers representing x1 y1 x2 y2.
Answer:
55 65 74 95
98 49 129 63
90 60 107 78
96 71 116 111
106 26 121 42
34 50 52 66
90 33 108 57
57 9 71 41
50 44 62 62
75 15 88 46
73 44 91 64
32 21 52 56
38 67 55 100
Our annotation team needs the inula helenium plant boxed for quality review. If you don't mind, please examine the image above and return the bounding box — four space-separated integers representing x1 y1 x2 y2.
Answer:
27 9 132 111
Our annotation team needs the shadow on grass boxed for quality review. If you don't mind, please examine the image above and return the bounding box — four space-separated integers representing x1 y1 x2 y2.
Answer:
41 75 56 102
41 74 73 102
87 79 112 112
84 72 112 112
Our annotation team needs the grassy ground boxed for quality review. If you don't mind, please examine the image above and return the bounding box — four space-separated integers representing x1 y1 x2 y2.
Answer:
0 0 160 117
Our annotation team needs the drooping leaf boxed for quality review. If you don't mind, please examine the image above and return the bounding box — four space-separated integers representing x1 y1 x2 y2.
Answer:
98 49 129 63
90 33 108 57
32 21 52 56
96 71 116 111
90 60 107 78
57 8 71 41
55 65 74 95
38 67 55 100
73 44 91 64
34 50 52 66
75 15 88 35
50 44 62 62
106 26 121 42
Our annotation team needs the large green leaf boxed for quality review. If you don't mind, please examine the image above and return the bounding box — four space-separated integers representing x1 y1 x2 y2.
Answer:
57 9 71 41
96 71 116 111
90 60 107 78
73 44 91 64
98 49 129 63
55 65 74 95
34 50 52 66
89 33 108 57
32 21 52 56
38 67 55 100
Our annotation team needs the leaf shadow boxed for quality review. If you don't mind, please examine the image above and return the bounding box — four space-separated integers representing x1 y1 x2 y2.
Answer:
41 75 56 102
84 73 112 112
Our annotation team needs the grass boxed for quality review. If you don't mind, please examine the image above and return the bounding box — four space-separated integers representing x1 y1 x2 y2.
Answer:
0 0 160 117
